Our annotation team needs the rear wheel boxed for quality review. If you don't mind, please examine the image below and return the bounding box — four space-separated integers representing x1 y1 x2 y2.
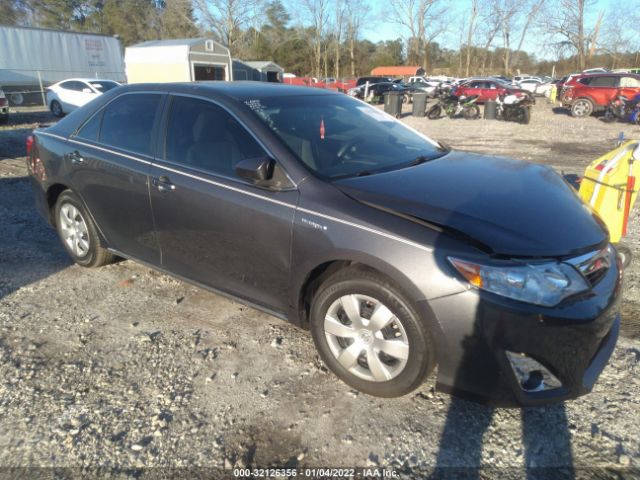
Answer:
426 105 442 120
571 98 594 118
310 266 436 397
50 100 64 118
515 106 531 124
55 191 115 268
602 108 617 123
463 105 480 120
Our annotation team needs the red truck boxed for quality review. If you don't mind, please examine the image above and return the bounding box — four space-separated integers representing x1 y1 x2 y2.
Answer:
561 73 640 117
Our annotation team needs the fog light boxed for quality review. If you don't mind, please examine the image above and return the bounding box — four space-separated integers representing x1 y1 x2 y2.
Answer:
505 351 562 392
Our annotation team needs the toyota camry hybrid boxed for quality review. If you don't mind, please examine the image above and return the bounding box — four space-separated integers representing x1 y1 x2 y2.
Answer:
27 82 622 406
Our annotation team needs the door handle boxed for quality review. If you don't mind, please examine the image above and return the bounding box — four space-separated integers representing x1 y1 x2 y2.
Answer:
153 176 176 192
67 150 84 165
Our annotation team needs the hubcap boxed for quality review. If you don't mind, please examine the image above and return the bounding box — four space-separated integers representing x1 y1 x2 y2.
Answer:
574 100 590 116
59 203 90 258
324 294 409 382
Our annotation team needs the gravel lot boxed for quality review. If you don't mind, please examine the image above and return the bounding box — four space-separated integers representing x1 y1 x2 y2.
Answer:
0 102 639 479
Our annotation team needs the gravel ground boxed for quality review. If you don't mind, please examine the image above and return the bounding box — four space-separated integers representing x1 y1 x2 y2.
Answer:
0 103 639 479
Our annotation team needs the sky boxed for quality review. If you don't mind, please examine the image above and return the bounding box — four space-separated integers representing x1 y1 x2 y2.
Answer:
359 0 620 62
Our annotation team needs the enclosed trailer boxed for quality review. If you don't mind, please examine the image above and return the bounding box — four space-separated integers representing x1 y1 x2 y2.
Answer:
0 25 125 105
125 38 232 84
243 61 284 82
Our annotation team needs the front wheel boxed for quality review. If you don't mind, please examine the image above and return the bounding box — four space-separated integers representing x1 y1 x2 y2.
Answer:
55 191 115 268
616 244 632 268
310 266 436 397
463 105 480 120
426 105 442 120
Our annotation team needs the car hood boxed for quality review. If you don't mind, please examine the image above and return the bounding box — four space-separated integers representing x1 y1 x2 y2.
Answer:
334 152 608 257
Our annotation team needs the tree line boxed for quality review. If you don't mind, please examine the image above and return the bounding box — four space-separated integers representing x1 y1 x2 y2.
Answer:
2 0 639 78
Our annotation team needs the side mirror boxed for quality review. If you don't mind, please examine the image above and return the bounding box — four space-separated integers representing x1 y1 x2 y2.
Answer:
235 157 275 183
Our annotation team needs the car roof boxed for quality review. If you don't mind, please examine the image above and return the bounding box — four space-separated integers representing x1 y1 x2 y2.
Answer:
55 78 119 84
119 81 343 101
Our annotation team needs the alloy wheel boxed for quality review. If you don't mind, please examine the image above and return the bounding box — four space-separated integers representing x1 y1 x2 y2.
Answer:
59 203 90 258
323 294 409 382
572 99 592 117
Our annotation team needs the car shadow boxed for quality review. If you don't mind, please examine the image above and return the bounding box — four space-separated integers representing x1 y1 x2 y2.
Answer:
552 107 571 116
426 172 577 479
0 175 72 301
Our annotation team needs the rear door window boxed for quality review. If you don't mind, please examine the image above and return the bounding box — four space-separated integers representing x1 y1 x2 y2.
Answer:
164 96 265 178
588 76 618 87
76 111 103 142
99 93 162 156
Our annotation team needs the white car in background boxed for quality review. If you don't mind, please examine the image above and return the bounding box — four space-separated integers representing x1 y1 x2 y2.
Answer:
46 78 120 117
517 78 543 93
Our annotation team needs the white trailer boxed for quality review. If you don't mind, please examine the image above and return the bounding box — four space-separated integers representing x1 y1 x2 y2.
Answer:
0 25 125 106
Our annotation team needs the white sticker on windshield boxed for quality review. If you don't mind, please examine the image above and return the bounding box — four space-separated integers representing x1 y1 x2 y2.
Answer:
356 106 396 123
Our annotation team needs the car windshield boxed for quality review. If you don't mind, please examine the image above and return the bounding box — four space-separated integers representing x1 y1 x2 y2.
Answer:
89 81 119 93
246 94 444 179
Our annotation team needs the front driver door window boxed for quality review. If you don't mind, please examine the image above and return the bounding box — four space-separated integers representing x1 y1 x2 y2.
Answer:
148 95 299 311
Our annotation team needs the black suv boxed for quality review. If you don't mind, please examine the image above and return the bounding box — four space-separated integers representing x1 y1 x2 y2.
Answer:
27 82 621 405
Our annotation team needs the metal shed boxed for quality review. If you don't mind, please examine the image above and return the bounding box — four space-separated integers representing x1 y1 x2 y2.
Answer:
125 38 233 84
243 61 284 82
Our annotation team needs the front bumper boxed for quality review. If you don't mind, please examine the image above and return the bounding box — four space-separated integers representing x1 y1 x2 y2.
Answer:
425 254 622 407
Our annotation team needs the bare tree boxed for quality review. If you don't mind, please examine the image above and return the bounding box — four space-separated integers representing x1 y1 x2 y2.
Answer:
345 0 367 77
510 0 545 70
541 0 599 71
464 0 479 77
300 0 331 78
194 0 263 55
389 0 446 72
333 0 346 79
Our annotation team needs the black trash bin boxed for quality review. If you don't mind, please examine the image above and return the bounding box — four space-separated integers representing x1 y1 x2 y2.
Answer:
412 92 428 117
484 99 497 119
384 91 403 118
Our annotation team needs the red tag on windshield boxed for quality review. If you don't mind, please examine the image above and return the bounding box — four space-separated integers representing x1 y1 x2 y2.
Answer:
320 118 325 140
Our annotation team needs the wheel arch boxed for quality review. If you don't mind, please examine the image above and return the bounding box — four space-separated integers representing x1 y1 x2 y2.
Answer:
46 183 69 224
294 254 448 366
46 184 109 246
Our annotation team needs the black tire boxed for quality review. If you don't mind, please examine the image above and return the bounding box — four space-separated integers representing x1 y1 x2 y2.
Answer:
50 100 64 118
427 105 442 120
309 266 436 397
602 108 617 123
463 105 480 120
616 244 632 269
0 115 8 125
571 98 594 118
515 106 531 124
54 190 115 268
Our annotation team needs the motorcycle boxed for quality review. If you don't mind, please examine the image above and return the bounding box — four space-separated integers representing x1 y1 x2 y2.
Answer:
602 94 640 124
495 92 535 124
427 88 480 120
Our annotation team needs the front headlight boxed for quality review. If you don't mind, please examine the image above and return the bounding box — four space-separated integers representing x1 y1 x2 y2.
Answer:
448 257 589 307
